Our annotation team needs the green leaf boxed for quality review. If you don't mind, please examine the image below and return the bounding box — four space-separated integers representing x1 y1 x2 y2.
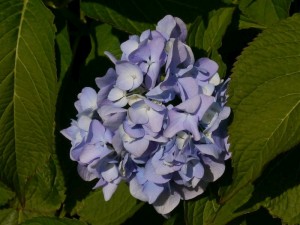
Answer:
81 0 231 34
86 23 122 63
184 196 218 225
213 185 254 225
20 217 86 225
187 7 234 77
75 182 143 225
0 209 18 225
0 0 64 218
185 186 254 225
55 17 73 89
239 144 300 224
0 182 15 207
163 214 179 225
262 185 300 224
188 7 234 52
203 7 235 54
188 16 206 50
0 0 57 196
22 157 65 215
79 23 122 85
239 0 293 29
224 14 300 206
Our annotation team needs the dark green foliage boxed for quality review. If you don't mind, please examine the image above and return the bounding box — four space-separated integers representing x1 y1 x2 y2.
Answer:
0 0 299 224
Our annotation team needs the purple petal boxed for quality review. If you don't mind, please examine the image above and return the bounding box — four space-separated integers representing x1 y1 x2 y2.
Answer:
75 87 97 113
124 138 149 157
197 95 215 120
144 182 164 204
195 144 223 159
183 115 201 140
128 42 150 63
129 176 148 202
194 58 218 80
98 104 127 131
108 87 125 101
180 182 207 200
128 101 149 124
192 160 204 179
70 141 85 161
123 121 145 139
104 51 117 64
153 190 181 215
121 36 139 60
144 98 165 111
174 17 187 41
146 84 175 103
79 145 100 164
176 94 201 114
77 163 98 181
164 110 186 138
146 109 165 133
177 76 200 101
116 62 143 91
145 62 161 89
144 160 171 184
101 163 119 182
103 182 118 201
112 131 124 155
202 156 225 182
116 74 134 91
96 68 117 89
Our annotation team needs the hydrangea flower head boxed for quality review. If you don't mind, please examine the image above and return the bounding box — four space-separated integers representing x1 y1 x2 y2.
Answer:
62 15 231 215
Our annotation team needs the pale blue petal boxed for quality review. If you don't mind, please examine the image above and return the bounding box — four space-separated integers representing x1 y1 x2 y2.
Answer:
153 190 181 215
103 182 118 201
176 94 201 114
129 176 148 202
202 156 225 182
144 182 164 204
77 164 98 181
101 163 119 182
144 160 171 184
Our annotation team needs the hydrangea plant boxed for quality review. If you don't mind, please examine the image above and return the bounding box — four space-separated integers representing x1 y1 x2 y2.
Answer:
62 15 231 215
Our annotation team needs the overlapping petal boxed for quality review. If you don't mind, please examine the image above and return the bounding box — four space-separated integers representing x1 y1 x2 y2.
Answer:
62 14 231 216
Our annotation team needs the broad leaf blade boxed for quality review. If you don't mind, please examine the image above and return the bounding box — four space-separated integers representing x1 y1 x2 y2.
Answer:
239 0 293 29
242 144 300 224
81 0 230 34
0 209 18 225
0 0 57 203
188 7 234 52
20 217 86 225
203 7 235 54
86 23 122 63
263 185 300 224
55 17 73 89
184 196 218 225
0 182 15 207
224 14 300 204
75 183 143 225
187 7 234 77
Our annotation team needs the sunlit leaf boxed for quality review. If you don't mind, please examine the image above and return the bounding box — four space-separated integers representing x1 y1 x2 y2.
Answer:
0 0 64 220
75 183 143 225
223 14 300 207
239 0 293 29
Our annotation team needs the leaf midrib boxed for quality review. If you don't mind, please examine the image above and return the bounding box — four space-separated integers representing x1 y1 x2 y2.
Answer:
13 0 29 198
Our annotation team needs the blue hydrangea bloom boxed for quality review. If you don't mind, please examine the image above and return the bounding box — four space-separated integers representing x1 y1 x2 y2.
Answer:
61 15 231 215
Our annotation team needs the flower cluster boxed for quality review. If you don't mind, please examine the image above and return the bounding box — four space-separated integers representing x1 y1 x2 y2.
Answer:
61 15 231 215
